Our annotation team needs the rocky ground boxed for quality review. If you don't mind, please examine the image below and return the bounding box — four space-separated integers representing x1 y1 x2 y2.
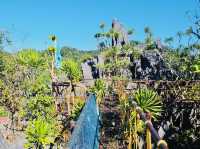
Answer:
0 124 25 149
99 94 126 149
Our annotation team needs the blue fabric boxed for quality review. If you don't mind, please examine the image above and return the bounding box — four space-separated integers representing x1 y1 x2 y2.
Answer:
68 94 100 149
55 44 62 69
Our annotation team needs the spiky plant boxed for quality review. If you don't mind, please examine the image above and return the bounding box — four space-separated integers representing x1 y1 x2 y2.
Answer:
25 116 59 149
61 59 82 83
70 98 85 121
133 88 162 119
17 49 45 69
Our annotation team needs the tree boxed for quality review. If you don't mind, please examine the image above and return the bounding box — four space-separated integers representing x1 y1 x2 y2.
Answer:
94 21 133 78
0 30 11 49
176 31 183 45
0 54 24 133
0 51 5 78
61 59 82 97
99 22 105 30
15 48 59 148
101 46 130 77
25 95 55 120
127 29 134 35
183 1 200 55
164 37 174 47
0 79 22 133
144 27 155 49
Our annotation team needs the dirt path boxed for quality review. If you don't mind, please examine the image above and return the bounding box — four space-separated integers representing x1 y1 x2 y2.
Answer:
100 94 126 149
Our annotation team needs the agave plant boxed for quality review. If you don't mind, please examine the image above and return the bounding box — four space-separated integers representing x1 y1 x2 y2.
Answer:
17 49 45 69
25 116 59 149
132 88 162 119
122 89 162 149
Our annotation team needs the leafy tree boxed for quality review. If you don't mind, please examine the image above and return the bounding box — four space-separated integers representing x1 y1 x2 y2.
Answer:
0 52 5 78
164 37 174 47
15 48 59 148
185 1 200 42
0 79 22 132
127 29 134 35
99 22 105 30
144 27 155 50
23 71 51 97
0 30 11 49
80 53 93 62
60 46 98 63
61 59 82 98
25 95 55 120
0 54 25 132
94 21 134 78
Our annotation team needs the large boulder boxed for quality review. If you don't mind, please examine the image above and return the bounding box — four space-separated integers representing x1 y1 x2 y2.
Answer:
130 49 200 80
131 49 172 80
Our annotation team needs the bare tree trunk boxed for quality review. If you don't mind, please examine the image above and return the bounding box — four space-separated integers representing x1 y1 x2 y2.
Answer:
11 112 14 134
66 87 71 115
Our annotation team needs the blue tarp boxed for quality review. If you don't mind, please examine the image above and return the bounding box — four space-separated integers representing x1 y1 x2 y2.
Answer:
68 94 100 149
55 44 62 69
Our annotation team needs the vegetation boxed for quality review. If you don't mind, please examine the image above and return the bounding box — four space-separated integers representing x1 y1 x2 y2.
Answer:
0 106 8 117
70 98 85 121
132 89 162 119
89 79 106 104
118 88 162 148
0 2 200 148
61 46 98 64
25 116 59 149
61 59 82 82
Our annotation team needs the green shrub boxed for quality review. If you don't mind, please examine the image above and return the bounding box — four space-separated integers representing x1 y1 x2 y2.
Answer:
70 99 85 121
89 79 106 104
0 106 8 117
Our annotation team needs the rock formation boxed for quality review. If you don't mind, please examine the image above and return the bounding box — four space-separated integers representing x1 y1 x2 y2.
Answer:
130 49 200 80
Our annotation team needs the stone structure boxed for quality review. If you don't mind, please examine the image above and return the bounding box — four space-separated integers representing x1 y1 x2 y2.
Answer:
112 19 129 46
130 49 200 80
81 60 95 87
130 49 169 80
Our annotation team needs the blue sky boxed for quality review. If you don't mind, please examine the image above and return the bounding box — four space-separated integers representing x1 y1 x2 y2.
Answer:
0 0 198 52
